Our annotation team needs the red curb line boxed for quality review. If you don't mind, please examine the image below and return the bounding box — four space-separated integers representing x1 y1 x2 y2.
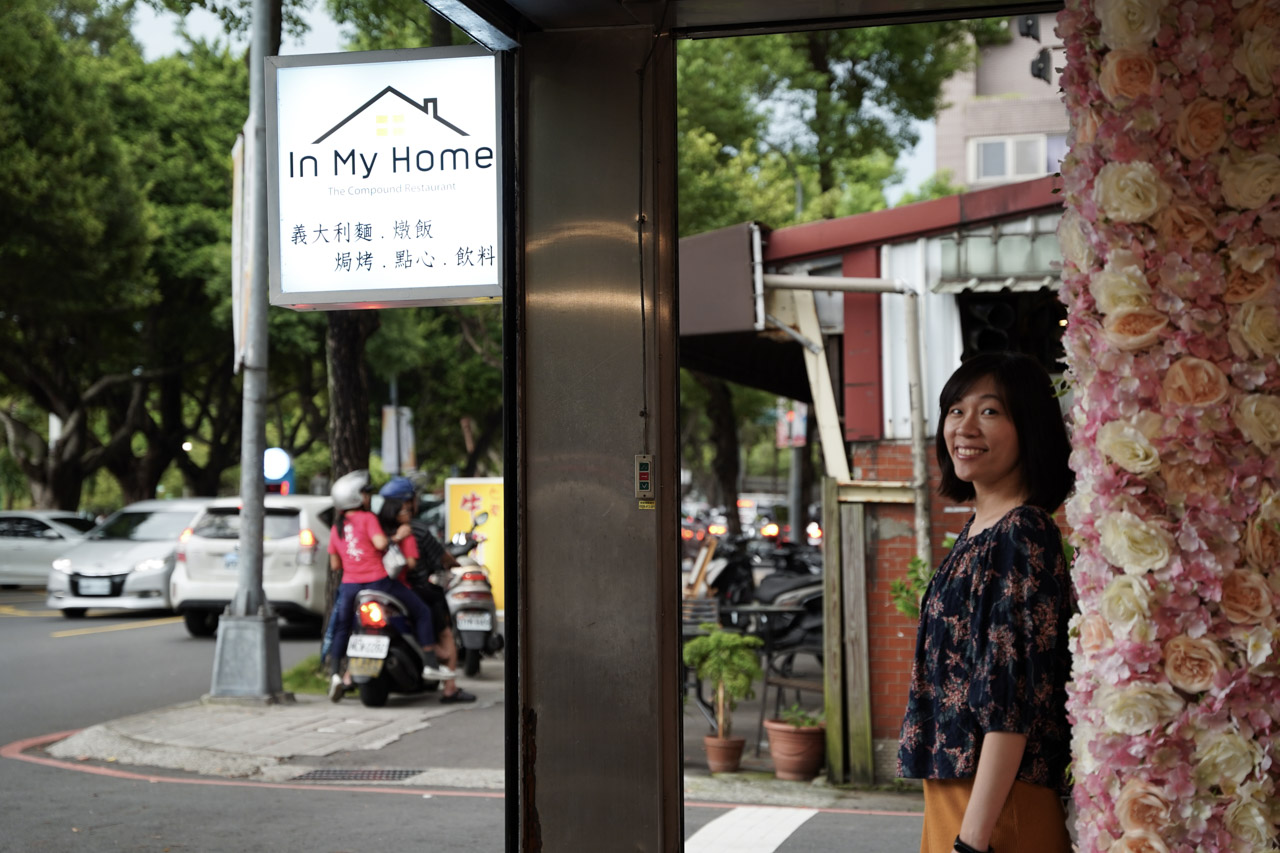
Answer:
4 731 923 817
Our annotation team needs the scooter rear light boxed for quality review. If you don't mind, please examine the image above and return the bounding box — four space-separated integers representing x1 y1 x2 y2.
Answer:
359 601 387 628
460 571 488 583
454 591 492 601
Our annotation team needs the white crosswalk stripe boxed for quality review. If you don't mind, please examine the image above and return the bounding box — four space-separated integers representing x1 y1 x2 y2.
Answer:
685 806 819 852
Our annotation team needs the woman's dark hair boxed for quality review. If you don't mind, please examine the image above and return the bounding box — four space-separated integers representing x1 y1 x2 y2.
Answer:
936 352 1074 512
377 498 404 534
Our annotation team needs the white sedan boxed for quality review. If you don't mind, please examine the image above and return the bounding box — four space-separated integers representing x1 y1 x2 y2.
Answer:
0 510 95 586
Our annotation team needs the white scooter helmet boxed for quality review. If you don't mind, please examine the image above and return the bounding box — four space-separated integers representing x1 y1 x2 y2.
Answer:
331 469 370 511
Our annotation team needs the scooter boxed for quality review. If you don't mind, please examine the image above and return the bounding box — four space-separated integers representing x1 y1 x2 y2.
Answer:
344 588 439 707
438 512 505 677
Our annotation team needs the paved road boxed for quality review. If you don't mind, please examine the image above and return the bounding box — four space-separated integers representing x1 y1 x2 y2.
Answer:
0 587 923 851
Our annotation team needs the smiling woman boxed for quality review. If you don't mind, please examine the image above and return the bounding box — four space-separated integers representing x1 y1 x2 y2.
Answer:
899 352 1075 853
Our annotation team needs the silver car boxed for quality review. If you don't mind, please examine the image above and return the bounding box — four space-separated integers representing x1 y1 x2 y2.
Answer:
170 495 335 637
0 510 96 586
46 498 211 618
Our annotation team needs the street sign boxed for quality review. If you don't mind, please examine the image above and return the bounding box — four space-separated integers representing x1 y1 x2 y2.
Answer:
266 46 502 310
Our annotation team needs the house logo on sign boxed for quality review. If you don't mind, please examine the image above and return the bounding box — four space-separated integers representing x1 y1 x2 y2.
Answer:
312 88 470 144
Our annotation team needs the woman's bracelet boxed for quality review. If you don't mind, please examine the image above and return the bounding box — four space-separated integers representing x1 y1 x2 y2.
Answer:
953 838 990 853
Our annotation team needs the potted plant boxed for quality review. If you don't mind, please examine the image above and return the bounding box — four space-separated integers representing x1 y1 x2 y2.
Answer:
681 623 763 773
763 703 826 781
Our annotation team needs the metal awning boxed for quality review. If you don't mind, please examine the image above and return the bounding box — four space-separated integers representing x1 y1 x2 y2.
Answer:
430 0 1066 49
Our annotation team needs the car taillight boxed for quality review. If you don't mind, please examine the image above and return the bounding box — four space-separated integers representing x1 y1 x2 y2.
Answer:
298 528 316 548
681 528 693 541
179 527 194 543
760 522 780 537
708 523 727 536
359 601 387 628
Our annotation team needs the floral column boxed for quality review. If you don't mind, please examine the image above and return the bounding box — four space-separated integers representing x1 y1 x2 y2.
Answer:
1058 0 1280 849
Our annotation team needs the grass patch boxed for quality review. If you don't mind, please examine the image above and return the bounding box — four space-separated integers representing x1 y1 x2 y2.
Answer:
283 654 330 695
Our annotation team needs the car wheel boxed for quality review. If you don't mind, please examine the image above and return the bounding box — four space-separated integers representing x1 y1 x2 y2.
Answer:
358 677 390 707
183 610 219 638
464 648 482 677
61 608 87 619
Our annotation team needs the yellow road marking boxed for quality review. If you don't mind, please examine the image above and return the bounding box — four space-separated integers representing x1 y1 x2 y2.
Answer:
0 604 47 617
52 616 184 638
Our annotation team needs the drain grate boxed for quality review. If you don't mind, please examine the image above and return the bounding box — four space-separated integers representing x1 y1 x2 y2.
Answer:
293 768 423 782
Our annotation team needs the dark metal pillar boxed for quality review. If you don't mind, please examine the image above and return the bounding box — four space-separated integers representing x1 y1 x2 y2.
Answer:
515 26 681 851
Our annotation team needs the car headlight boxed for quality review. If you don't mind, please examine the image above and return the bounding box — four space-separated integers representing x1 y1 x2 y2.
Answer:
133 557 169 574
52 558 72 574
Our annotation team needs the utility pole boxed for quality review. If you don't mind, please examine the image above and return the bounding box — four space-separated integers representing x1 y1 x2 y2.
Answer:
209 0 288 701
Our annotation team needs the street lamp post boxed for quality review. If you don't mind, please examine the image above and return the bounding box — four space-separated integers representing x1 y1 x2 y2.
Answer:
208 0 289 702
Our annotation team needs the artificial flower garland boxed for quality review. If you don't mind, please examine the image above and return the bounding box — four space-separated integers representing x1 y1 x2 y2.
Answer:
1058 0 1280 850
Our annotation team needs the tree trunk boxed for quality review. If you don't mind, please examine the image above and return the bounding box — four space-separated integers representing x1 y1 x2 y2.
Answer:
692 372 742 536
323 308 379 661
326 310 380 479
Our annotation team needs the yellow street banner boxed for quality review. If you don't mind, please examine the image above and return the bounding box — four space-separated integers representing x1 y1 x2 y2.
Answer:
444 477 505 610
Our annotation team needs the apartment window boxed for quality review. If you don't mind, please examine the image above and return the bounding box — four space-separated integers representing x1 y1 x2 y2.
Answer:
970 135 1050 183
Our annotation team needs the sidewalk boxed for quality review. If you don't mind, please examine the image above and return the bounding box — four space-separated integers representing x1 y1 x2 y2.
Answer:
39 658 922 814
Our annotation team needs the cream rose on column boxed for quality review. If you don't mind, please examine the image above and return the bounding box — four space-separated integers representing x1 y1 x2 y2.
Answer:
1115 779 1174 834
1163 357 1230 406
1059 209 1097 270
1102 575 1155 637
1222 153 1280 210
1091 251 1151 313
1097 420 1161 474
1174 98 1227 160
1220 569 1274 624
1108 831 1170 853
1101 682 1185 735
1100 49 1158 101
1233 393 1280 452
1194 730 1262 787
1095 161 1171 222
1100 510 1174 574
1096 0 1167 49
1224 795 1275 849
1162 635 1226 692
1233 26 1280 95
1231 303 1280 358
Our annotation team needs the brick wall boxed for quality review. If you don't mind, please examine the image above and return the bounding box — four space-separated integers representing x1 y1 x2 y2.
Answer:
850 441 969 742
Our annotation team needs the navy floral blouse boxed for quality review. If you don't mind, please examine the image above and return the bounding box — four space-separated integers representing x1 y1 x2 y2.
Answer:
898 505 1073 794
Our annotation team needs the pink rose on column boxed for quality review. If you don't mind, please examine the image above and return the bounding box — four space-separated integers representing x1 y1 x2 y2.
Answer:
1219 569 1273 624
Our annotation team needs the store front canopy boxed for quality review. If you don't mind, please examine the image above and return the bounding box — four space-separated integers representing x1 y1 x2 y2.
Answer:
432 0 1064 49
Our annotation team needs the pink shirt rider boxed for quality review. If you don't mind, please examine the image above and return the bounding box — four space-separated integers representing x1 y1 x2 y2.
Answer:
327 510 387 585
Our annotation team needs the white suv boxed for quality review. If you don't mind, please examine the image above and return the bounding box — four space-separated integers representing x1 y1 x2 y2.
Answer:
170 495 334 637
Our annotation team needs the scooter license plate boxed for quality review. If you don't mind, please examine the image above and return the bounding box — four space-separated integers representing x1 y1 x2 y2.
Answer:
347 634 389 659
456 612 492 632
347 657 384 677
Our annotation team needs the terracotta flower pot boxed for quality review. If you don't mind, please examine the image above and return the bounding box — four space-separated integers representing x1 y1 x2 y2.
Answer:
703 734 746 773
762 719 825 781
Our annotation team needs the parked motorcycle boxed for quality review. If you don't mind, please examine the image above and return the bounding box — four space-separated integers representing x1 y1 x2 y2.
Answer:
344 588 439 707
704 536 824 651
438 512 505 677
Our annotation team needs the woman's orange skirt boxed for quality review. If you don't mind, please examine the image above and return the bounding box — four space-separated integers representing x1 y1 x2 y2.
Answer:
920 778 1070 853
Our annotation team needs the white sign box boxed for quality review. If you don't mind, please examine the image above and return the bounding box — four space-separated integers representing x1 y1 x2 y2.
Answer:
266 47 502 309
